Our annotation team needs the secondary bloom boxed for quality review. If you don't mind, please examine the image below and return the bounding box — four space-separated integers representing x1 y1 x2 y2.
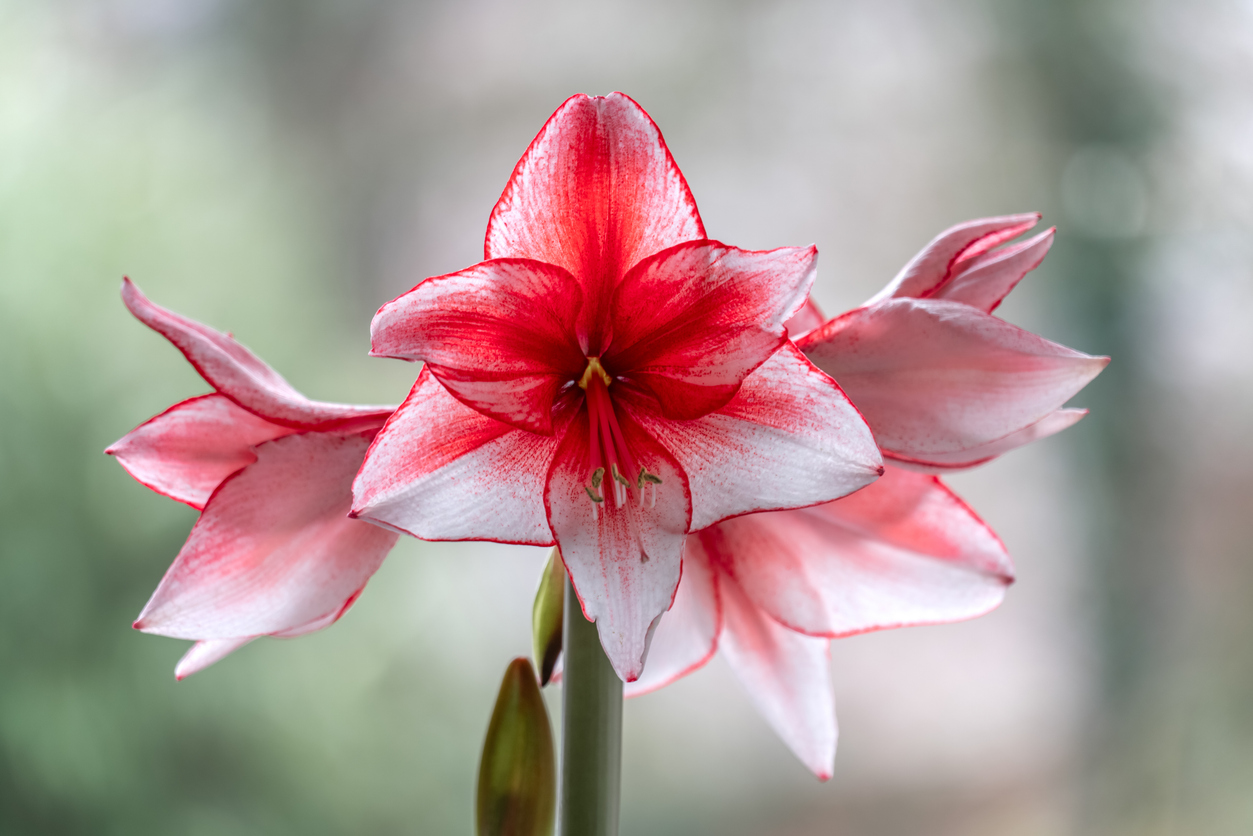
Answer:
628 466 1013 780
800 213 1107 471
624 214 1108 778
351 93 883 681
107 280 399 679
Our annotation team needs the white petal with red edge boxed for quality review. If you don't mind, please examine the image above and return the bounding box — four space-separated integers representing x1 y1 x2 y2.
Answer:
801 298 1108 458
867 214 1041 304
718 572 836 780
484 93 704 291
172 583 369 679
545 410 691 682
624 539 721 697
932 228 1054 313
135 431 398 640
628 342 882 532
351 369 559 546
175 637 254 680
369 259 584 434
607 241 816 420
121 279 394 429
107 394 291 510
710 466 1012 638
887 408 1088 472
784 296 826 340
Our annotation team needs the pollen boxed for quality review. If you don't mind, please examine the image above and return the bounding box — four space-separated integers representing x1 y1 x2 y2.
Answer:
578 356 613 390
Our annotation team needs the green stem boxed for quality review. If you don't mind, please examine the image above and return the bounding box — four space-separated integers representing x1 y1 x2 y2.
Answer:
559 577 622 836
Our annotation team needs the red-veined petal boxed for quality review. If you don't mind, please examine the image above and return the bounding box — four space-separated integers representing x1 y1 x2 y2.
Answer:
369 259 584 434
626 343 882 532
484 93 704 352
351 369 560 546
887 408 1088 472
931 227 1054 313
867 214 1041 304
624 540 721 697
709 466 1013 639
607 241 816 420
134 431 398 640
121 279 394 429
717 570 836 781
107 394 291 510
545 408 691 682
800 298 1108 458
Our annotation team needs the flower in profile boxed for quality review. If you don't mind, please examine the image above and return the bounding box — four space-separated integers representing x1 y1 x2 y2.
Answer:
800 213 1106 471
107 280 399 679
625 214 1108 778
350 93 883 681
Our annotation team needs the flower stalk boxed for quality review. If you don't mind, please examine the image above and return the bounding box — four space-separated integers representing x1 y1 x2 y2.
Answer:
560 576 623 836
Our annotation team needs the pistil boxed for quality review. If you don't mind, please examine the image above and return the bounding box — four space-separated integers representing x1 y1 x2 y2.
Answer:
578 357 660 517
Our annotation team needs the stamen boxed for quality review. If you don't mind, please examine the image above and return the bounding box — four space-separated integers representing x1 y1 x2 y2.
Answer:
636 467 662 489
611 463 631 487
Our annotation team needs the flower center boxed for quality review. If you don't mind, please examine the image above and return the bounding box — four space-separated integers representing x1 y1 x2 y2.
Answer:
578 357 662 520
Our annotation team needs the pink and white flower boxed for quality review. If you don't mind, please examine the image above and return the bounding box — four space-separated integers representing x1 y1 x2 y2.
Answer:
350 93 884 681
628 215 1108 778
801 214 1106 471
107 279 400 679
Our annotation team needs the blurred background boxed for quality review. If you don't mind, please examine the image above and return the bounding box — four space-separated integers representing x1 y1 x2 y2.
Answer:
2 0 1251 833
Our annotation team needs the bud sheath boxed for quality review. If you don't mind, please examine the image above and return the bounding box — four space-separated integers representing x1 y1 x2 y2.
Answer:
476 657 556 836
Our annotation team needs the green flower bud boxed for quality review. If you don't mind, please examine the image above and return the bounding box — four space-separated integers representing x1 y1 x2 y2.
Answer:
476 658 556 836
531 549 565 686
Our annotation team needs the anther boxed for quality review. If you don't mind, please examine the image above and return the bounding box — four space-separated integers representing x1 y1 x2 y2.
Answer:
636 467 662 489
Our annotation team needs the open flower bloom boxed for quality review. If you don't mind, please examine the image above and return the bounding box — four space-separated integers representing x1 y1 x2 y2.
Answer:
624 215 1108 778
351 93 883 681
107 280 399 679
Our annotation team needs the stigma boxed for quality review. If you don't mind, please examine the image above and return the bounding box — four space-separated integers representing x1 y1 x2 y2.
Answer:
578 356 613 390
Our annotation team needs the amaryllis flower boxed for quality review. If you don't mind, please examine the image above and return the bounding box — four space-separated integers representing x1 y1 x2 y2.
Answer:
627 466 1013 779
350 93 883 681
107 280 399 679
799 213 1109 471
624 215 1108 778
